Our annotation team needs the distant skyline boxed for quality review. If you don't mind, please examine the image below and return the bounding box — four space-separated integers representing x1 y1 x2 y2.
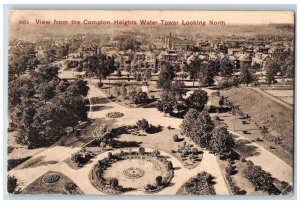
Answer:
9 10 294 25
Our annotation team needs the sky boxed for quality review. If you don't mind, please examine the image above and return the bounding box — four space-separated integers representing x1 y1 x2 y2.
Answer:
9 10 295 25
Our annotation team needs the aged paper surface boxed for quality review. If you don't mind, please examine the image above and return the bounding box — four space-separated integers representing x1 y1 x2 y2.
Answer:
7 10 294 196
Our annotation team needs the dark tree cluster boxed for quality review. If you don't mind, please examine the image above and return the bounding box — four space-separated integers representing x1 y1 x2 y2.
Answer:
83 54 116 81
9 40 38 80
180 109 235 159
9 66 89 149
242 160 281 194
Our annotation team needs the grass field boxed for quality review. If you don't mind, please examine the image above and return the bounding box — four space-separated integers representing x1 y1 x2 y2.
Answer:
221 87 294 159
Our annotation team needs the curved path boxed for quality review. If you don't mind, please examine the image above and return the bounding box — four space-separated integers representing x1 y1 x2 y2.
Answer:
51 148 230 195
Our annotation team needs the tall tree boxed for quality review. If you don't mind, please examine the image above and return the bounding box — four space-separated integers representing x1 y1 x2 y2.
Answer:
186 89 208 112
240 65 254 85
157 63 175 90
220 58 233 77
209 127 235 159
185 58 201 87
265 60 280 85
181 109 214 148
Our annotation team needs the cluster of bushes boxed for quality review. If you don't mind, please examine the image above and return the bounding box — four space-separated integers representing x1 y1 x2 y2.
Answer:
181 109 235 160
177 142 201 161
136 118 163 134
224 161 246 195
7 175 18 194
64 182 81 195
113 84 151 105
181 171 216 195
242 160 281 194
71 149 94 167
217 77 240 89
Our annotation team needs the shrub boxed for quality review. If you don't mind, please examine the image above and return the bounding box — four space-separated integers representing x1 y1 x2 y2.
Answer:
139 147 145 154
173 134 179 142
109 178 119 188
42 173 60 183
153 150 160 157
97 82 103 88
192 148 199 155
7 175 18 194
136 118 150 132
225 165 235 175
241 157 246 162
71 153 82 164
156 176 163 186
167 161 173 170
64 182 78 194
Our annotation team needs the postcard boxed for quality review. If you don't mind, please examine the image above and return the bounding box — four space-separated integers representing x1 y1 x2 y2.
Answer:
7 10 294 196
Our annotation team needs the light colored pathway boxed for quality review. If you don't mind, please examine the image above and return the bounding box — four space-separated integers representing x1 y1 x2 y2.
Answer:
8 146 80 190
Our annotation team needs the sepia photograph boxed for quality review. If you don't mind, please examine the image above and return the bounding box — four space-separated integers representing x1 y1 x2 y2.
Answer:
6 9 295 196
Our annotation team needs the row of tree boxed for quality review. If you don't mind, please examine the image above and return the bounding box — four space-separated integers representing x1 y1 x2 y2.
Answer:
181 108 235 159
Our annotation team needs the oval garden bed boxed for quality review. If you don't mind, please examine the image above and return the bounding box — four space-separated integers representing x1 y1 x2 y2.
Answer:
89 148 174 194
107 112 124 118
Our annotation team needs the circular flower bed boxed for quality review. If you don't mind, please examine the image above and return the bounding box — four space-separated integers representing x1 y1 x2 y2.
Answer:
89 149 174 194
107 112 124 118
123 167 145 179
42 173 60 184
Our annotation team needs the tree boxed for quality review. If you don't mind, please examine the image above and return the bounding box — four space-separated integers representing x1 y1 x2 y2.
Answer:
92 124 112 142
66 79 89 97
186 90 208 112
128 85 149 104
116 70 122 79
120 83 127 99
198 63 215 87
181 109 214 148
240 65 254 85
12 99 42 146
31 103 66 148
52 92 89 129
220 58 233 77
185 58 201 87
242 161 276 194
8 77 35 112
38 81 56 101
157 63 175 90
8 40 38 80
209 127 235 159
265 60 280 85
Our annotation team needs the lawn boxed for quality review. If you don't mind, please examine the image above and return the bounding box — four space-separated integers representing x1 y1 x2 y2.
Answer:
114 127 203 169
221 87 294 165
22 171 84 195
